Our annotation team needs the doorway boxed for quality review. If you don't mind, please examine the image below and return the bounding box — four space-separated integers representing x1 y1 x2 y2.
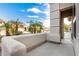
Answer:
60 5 75 43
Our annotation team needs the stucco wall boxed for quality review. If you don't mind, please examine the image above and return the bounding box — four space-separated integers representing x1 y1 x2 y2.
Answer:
74 4 79 56
8 33 47 50
49 3 74 42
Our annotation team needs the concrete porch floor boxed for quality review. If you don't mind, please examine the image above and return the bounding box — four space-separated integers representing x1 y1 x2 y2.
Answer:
27 32 74 56
27 42 74 56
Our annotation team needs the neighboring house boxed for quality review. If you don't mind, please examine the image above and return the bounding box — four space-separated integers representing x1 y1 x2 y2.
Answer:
0 19 4 26
11 23 25 32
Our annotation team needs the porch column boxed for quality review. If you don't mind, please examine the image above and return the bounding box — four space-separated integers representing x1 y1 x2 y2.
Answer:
49 3 60 42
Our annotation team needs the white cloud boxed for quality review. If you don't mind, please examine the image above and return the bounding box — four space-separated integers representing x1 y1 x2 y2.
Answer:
26 4 50 23
27 15 39 18
43 10 50 18
43 19 50 28
27 7 50 17
22 4 50 18
27 8 42 13
42 4 50 18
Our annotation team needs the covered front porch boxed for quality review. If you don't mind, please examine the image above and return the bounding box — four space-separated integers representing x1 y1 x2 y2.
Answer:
1 3 77 56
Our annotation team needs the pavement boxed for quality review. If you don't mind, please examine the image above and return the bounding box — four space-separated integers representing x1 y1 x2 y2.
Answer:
27 32 74 56
27 42 74 56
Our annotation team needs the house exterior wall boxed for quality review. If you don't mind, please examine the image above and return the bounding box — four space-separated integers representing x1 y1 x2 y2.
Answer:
11 33 47 50
74 3 79 56
50 3 79 55
50 3 74 42
59 3 74 10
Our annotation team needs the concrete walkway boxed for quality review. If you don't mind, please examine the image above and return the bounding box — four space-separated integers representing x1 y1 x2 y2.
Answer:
27 32 74 56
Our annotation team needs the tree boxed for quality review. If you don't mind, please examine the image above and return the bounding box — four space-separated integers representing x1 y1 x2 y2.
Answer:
64 24 69 32
28 21 43 33
0 19 23 36
9 19 23 35
0 22 11 36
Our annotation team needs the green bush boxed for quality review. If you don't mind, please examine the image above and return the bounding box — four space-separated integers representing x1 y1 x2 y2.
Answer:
64 24 69 32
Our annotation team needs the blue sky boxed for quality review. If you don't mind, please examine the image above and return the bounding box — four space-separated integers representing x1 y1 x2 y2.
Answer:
0 3 50 27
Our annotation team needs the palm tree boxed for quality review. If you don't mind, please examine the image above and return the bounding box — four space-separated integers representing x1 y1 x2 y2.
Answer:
0 19 23 36
35 22 43 33
28 21 43 33
0 22 11 36
9 19 23 35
